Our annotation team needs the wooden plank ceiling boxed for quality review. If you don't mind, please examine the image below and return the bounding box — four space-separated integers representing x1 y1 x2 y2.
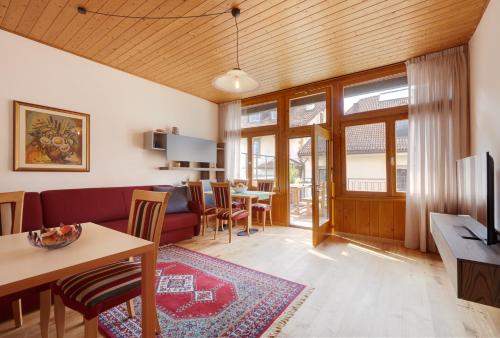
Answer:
0 0 488 103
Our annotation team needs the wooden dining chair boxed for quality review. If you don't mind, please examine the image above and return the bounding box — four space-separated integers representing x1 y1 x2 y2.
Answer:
252 180 274 230
0 191 51 338
211 182 248 243
187 181 216 236
52 190 170 338
231 179 248 210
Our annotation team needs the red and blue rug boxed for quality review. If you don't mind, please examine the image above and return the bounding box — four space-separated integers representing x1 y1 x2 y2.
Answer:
98 245 312 337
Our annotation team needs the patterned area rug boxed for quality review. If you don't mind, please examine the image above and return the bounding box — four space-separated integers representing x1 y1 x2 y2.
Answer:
98 245 312 338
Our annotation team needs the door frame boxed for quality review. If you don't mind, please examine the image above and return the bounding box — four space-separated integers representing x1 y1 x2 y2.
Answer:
312 124 332 247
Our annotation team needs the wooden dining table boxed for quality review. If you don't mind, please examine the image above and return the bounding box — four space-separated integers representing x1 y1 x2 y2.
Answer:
0 222 157 337
206 190 275 236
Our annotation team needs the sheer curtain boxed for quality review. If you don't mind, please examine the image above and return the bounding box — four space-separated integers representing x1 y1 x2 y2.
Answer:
405 45 469 252
219 100 241 181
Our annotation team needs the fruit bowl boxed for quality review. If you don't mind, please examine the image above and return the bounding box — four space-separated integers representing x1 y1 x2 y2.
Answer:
233 183 248 193
28 224 82 249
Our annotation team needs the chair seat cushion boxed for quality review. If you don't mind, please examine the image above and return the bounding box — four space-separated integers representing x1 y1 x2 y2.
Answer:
52 261 142 319
203 207 217 215
252 203 271 211
232 201 244 210
216 209 249 221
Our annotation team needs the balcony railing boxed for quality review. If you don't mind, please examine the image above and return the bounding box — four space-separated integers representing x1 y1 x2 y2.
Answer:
347 178 386 192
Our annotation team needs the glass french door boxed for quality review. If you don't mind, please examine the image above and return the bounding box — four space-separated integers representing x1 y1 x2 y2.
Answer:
288 137 313 228
312 125 331 247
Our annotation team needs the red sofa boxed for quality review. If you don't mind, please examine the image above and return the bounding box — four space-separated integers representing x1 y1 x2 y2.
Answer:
0 185 200 323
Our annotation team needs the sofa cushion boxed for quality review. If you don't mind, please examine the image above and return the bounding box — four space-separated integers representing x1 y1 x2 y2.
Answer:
22 192 44 232
153 186 190 214
164 212 199 232
121 186 154 215
98 219 128 234
41 187 130 227
99 213 198 235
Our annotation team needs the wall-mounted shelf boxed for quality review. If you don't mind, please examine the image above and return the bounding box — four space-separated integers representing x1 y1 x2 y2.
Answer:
159 166 224 172
144 131 167 150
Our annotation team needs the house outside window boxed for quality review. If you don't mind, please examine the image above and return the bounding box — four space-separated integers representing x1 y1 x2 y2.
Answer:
341 73 408 195
241 101 278 129
289 92 327 128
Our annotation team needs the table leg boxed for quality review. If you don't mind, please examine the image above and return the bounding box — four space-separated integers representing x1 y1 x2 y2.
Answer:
141 247 156 337
246 196 252 235
39 289 51 338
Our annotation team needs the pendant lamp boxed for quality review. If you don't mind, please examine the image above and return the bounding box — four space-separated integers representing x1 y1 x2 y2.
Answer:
212 8 259 93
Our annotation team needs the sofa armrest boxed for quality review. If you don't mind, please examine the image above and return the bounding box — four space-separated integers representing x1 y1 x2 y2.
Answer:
187 201 202 236
188 201 202 216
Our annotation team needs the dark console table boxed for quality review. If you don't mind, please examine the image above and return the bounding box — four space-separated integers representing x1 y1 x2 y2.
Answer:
430 213 500 308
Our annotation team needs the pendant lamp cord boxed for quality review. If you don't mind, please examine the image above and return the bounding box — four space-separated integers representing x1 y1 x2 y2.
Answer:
234 15 240 69
78 5 242 69
78 7 230 19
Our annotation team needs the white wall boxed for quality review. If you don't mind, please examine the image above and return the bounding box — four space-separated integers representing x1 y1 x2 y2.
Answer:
0 30 218 192
469 0 500 229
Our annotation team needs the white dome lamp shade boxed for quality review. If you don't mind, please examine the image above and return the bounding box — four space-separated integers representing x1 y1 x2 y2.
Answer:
213 68 259 93
212 8 259 93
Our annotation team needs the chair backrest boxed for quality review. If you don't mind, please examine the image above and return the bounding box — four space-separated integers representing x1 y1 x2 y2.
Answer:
233 179 248 187
187 181 206 211
210 182 232 210
0 191 25 235
127 190 169 252
257 180 274 192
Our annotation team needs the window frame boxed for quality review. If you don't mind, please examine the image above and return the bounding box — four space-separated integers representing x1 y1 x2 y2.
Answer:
240 98 279 131
340 113 407 197
240 130 278 189
337 65 408 198
342 74 409 117
286 86 331 131
393 117 409 197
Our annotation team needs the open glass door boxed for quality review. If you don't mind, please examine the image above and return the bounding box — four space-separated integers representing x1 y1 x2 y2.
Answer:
312 125 331 247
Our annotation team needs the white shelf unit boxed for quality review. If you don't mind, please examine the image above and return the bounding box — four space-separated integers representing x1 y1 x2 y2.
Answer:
159 166 224 172
144 131 167 151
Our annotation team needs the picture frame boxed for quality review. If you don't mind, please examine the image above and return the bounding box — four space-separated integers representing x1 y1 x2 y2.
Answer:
13 101 90 172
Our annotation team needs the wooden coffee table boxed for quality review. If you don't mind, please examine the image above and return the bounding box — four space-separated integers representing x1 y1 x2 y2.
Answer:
0 222 157 337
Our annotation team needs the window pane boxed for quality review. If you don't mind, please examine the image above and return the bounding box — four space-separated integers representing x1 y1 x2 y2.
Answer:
252 135 275 185
241 101 277 128
343 74 408 115
289 93 327 128
396 119 408 193
239 138 248 179
345 122 387 192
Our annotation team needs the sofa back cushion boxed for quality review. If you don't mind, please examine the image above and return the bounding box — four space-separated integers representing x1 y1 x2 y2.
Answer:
41 186 152 227
153 186 190 214
22 192 43 232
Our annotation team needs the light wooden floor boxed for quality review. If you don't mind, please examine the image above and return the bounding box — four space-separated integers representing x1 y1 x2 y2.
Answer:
1 226 499 337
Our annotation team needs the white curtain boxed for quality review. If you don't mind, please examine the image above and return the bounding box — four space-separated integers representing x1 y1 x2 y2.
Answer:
220 100 241 181
405 45 469 252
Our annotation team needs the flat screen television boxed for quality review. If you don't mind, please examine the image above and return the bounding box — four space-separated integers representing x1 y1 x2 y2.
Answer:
457 152 498 245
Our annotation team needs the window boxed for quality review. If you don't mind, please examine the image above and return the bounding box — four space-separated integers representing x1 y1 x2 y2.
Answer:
252 135 275 184
239 138 248 179
343 74 408 115
395 119 408 193
345 122 387 192
241 101 278 128
289 92 327 128
252 138 261 155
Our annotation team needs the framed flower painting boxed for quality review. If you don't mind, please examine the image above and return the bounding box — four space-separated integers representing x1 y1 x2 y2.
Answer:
14 101 90 172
